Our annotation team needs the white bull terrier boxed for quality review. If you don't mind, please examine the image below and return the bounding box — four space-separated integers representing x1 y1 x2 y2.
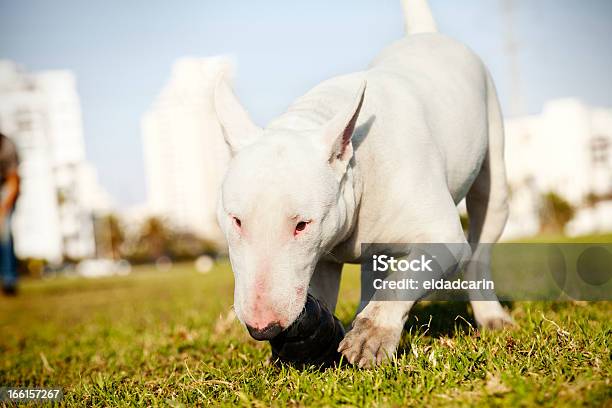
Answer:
215 0 513 367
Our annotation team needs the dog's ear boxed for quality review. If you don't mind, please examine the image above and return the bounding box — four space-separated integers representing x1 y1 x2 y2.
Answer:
319 81 366 178
214 75 262 155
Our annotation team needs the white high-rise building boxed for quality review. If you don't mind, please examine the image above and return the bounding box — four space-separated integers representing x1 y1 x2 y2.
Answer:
503 99 612 239
0 60 108 263
142 57 232 246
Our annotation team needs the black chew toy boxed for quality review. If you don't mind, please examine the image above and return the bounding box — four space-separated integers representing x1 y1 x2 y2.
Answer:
269 294 345 368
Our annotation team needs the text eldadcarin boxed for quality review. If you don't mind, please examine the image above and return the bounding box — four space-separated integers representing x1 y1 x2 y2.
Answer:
371 254 494 291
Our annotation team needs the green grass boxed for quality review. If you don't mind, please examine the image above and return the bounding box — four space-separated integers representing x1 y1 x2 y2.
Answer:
1 252 611 406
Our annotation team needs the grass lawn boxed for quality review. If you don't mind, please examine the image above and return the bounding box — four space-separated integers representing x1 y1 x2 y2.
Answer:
1 248 611 406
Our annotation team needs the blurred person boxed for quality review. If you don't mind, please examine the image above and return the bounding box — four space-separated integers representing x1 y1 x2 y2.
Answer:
0 132 20 295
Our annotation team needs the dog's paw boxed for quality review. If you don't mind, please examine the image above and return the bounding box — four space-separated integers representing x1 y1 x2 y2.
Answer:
337 317 401 368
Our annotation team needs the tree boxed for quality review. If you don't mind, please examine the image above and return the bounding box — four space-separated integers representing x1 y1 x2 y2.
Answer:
539 191 575 234
93 214 125 260
139 216 173 261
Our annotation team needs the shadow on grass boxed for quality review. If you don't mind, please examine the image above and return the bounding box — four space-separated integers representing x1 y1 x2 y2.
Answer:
403 302 475 339
339 300 515 340
401 300 515 339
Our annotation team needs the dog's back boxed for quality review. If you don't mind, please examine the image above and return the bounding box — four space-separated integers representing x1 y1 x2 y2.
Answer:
271 0 493 204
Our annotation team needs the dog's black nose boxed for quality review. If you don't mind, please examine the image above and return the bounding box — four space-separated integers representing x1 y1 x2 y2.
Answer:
246 322 283 340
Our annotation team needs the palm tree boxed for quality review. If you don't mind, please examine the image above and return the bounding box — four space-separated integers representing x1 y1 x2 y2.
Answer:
94 214 125 260
539 191 575 234
140 216 173 261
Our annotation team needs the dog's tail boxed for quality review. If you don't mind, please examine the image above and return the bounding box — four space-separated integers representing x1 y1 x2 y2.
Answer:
401 0 438 35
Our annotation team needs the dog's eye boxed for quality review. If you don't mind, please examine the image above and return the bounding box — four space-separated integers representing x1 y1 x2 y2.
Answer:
232 216 242 229
294 221 310 236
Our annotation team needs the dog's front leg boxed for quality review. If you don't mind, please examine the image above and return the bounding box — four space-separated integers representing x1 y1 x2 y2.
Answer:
339 299 412 368
309 260 343 312
339 243 471 368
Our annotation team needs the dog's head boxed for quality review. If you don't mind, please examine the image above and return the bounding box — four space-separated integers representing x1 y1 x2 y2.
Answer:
214 77 365 340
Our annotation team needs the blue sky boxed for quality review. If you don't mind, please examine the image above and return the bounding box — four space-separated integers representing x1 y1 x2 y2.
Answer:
1 0 611 207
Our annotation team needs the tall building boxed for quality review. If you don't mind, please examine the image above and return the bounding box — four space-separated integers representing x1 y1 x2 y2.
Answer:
503 99 612 238
0 60 108 263
142 57 232 246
